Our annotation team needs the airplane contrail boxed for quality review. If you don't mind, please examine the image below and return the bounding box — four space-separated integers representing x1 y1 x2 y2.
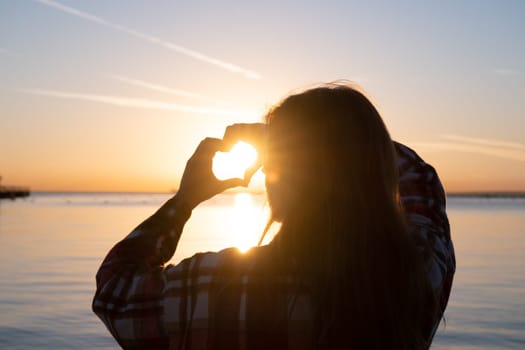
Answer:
34 0 261 79
0 48 22 56
413 141 525 163
112 75 230 106
493 68 523 77
440 134 524 150
19 88 258 117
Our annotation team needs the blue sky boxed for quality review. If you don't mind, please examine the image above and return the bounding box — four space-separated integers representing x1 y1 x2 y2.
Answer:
1 0 524 192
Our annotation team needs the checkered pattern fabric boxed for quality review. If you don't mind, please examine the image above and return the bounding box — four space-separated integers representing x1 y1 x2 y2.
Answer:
93 142 455 349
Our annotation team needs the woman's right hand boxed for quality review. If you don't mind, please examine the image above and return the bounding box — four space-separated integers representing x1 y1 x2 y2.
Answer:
177 124 267 210
177 137 247 210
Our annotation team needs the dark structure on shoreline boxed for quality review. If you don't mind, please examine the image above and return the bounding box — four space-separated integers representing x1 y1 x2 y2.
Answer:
0 187 30 199
0 176 30 199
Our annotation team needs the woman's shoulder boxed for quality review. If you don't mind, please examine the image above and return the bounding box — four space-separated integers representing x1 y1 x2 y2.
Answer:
164 245 272 278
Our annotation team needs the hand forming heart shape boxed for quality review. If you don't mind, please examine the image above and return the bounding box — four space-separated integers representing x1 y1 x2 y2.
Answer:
212 141 258 182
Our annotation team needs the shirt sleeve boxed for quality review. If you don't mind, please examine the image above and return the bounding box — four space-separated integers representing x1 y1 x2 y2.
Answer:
92 195 191 349
395 142 455 312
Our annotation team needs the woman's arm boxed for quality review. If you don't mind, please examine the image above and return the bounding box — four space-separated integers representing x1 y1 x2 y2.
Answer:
92 194 190 349
395 142 456 315
92 137 250 349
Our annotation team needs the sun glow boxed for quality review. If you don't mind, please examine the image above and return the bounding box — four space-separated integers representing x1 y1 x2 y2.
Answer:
231 193 265 252
228 193 281 253
213 142 258 180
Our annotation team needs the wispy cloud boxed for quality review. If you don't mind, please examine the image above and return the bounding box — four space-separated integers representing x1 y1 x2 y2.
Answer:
440 134 525 150
493 68 523 77
413 134 525 163
0 47 22 57
34 0 261 79
18 88 258 117
112 75 229 106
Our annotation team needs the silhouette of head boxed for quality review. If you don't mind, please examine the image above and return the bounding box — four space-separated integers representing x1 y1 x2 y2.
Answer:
264 83 399 224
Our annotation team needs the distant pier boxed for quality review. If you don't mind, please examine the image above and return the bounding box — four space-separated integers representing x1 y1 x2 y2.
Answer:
0 176 30 199
0 186 30 199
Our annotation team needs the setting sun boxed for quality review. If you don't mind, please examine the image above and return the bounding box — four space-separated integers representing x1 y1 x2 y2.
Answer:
213 142 258 181
232 193 261 252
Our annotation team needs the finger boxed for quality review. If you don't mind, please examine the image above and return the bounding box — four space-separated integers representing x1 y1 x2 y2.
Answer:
193 137 227 160
217 178 246 192
223 123 266 149
195 137 223 152
222 125 237 149
243 160 262 184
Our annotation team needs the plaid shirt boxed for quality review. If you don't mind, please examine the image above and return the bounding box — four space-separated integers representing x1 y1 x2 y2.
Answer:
93 142 455 349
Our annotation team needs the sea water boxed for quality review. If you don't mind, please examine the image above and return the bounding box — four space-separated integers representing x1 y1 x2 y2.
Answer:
0 193 524 349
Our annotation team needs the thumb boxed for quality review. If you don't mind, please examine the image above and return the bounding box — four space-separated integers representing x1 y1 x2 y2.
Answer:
218 177 246 192
244 159 261 184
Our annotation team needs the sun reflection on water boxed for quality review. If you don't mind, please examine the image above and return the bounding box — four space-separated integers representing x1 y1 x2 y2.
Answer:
173 192 280 263
232 192 267 252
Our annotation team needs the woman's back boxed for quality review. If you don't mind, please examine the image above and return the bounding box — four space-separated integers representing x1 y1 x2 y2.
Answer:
92 84 455 349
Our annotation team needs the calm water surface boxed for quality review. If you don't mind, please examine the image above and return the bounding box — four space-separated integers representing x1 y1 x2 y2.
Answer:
0 193 524 349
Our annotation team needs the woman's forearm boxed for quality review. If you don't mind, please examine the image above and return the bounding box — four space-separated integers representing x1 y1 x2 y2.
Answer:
127 194 193 259
94 193 192 293
92 194 192 348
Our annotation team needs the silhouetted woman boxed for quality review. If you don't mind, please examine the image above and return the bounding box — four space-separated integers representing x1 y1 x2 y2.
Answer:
93 83 455 349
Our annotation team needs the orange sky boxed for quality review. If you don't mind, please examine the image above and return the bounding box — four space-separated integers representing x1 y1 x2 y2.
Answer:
1 1 524 193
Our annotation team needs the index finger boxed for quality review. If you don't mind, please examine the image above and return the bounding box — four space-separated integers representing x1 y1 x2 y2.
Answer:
193 137 227 158
223 123 267 149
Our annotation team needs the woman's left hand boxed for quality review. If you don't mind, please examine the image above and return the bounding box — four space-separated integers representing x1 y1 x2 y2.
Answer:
176 137 247 210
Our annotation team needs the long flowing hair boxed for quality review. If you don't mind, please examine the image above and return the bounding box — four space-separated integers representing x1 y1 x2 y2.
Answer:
262 83 436 349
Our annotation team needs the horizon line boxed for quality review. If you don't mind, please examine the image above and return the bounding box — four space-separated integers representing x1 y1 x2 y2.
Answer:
23 189 525 197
